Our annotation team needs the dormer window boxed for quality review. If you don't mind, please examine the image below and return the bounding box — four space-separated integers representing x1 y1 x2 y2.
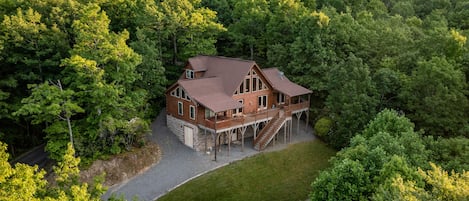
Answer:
186 69 194 79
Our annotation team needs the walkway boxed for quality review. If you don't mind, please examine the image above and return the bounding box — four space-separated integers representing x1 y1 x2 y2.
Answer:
103 110 315 201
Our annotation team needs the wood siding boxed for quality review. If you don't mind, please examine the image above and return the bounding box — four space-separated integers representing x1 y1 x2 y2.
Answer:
166 93 197 124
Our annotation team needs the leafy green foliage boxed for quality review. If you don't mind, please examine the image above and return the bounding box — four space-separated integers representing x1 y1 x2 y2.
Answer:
325 55 379 148
427 136 469 173
14 81 83 160
313 117 332 137
311 110 429 200
311 158 371 200
374 163 469 201
0 141 105 200
400 57 469 137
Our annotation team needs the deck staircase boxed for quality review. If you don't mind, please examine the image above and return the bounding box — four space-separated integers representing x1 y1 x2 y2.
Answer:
253 110 286 150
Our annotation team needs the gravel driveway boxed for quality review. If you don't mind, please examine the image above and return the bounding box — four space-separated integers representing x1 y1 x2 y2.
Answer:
103 110 315 201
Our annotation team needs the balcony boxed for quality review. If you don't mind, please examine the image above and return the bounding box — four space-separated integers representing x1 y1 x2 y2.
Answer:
201 101 309 132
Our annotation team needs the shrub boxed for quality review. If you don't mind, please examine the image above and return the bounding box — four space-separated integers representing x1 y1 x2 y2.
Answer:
314 117 333 137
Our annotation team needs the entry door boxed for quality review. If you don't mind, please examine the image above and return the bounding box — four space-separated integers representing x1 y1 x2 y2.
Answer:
258 95 267 110
184 126 193 148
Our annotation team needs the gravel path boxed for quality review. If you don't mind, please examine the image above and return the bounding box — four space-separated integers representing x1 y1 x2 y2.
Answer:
103 110 315 201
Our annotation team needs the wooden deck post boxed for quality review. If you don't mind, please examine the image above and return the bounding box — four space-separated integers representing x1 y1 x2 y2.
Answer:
227 131 231 157
240 126 246 152
306 94 311 131
214 113 218 161
284 123 287 144
204 128 207 152
296 112 302 134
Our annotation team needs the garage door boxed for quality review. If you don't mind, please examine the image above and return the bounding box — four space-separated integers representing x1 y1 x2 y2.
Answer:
184 126 193 148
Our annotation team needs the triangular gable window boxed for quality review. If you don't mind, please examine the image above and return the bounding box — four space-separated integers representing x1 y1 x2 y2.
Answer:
171 86 191 101
234 67 267 95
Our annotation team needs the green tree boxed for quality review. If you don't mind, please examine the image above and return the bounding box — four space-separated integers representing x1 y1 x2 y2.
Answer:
0 142 46 201
0 141 105 200
228 0 270 60
265 0 306 67
287 8 333 98
399 57 469 137
311 109 430 200
0 6 69 155
311 158 371 201
157 0 225 64
427 136 469 173
374 163 469 201
14 81 83 160
130 28 167 118
60 3 149 161
326 55 378 148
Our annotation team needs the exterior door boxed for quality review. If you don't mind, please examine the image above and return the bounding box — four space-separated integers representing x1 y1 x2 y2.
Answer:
184 126 193 148
258 95 267 110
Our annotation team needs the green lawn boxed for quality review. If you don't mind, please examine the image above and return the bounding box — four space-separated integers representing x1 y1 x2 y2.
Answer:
157 140 336 201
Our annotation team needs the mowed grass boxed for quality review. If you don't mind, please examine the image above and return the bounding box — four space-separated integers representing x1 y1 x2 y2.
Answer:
157 140 336 201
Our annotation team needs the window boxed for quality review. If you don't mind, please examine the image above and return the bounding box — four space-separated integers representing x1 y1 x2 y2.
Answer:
258 80 263 91
178 101 183 116
239 82 244 93
245 78 250 92
205 109 215 118
189 105 195 120
278 93 285 104
176 87 180 97
252 77 257 92
181 89 186 99
186 69 194 79
233 99 243 117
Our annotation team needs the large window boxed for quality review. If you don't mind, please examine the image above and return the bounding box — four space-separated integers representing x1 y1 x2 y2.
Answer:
186 69 194 79
189 105 195 120
234 68 267 95
178 101 183 116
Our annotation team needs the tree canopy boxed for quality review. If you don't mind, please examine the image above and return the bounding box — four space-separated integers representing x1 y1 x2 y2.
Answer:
0 1 468 199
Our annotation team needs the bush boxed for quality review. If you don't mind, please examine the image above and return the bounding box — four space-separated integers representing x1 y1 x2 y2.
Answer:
314 117 333 137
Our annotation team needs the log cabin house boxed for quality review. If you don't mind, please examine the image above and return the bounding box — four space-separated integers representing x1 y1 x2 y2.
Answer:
165 56 312 156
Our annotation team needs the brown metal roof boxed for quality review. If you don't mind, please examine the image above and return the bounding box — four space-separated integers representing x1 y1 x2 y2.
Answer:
176 56 311 112
262 68 312 97
188 55 255 95
178 77 243 113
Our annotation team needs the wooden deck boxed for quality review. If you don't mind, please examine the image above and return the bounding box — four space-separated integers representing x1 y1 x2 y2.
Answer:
200 101 309 133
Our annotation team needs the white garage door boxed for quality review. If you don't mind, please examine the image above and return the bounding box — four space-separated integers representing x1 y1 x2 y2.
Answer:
184 126 193 148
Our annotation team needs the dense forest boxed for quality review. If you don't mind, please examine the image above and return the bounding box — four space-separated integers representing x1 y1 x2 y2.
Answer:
0 0 468 200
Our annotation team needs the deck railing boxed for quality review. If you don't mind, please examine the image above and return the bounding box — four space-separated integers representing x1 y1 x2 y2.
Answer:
202 101 309 131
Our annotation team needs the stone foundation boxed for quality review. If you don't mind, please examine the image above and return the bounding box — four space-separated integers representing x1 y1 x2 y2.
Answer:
166 115 201 151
